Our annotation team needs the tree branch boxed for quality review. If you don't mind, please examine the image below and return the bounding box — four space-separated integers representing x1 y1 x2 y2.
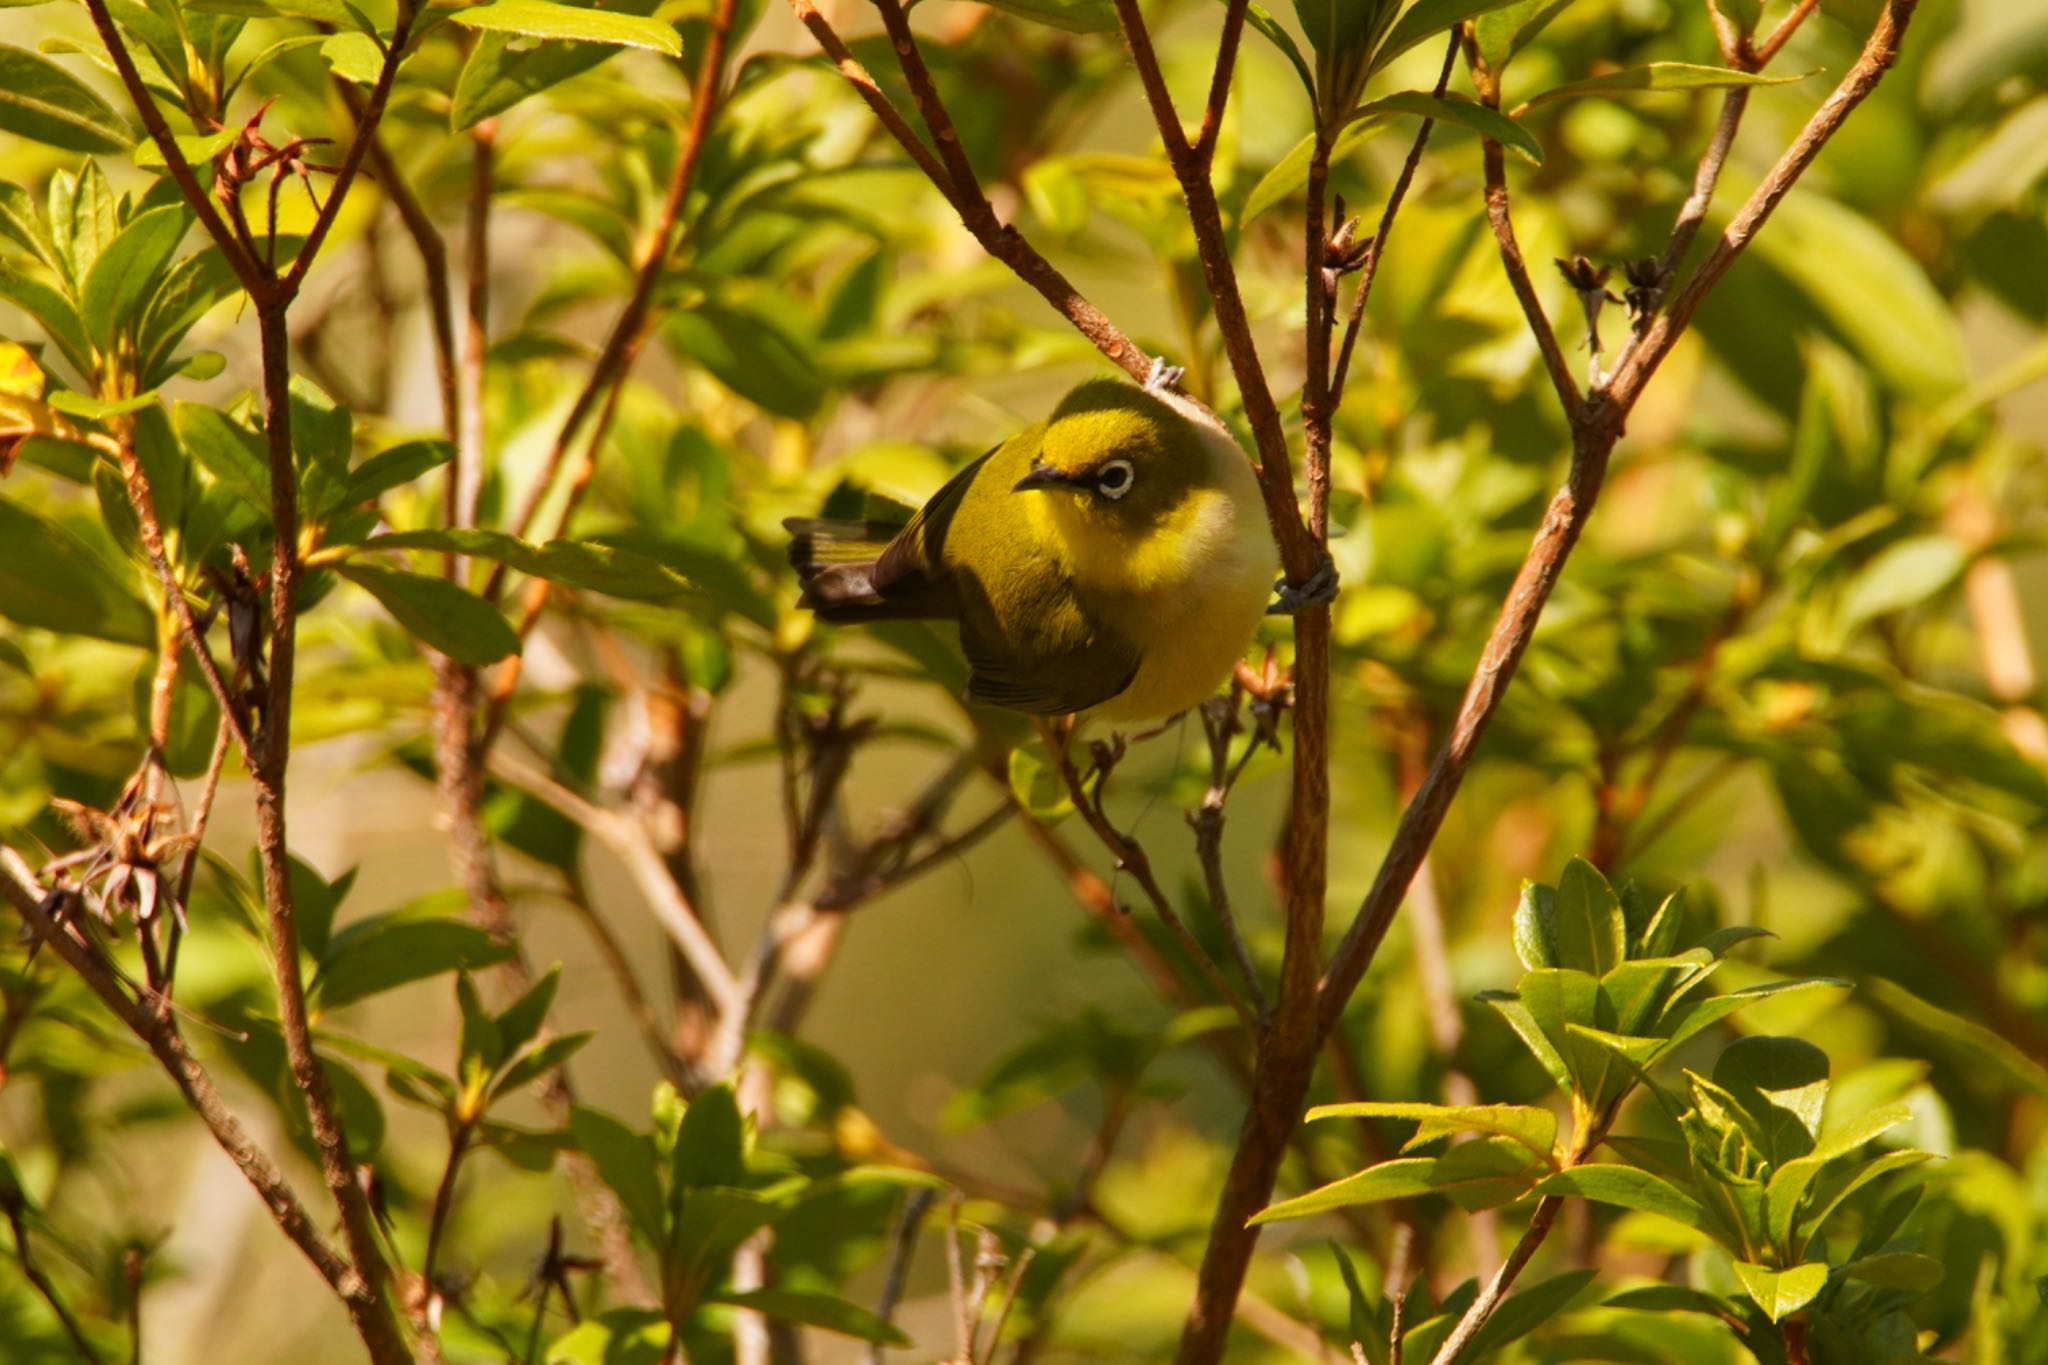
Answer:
79 0 267 298
784 0 1153 383
0 848 357 1302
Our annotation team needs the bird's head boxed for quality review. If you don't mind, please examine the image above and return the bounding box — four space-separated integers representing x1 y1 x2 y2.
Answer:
1009 380 1211 556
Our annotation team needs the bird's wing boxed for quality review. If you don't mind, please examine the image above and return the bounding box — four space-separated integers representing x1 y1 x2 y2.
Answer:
963 642 1140 714
958 585 1142 715
870 442 1000 595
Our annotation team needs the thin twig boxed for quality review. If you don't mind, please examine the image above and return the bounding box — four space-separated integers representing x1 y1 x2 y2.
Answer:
1112 0 1315 575
1191 699 1269 1019
79 0 265 296
1331 31 1461 405
1479 139 1582 419
492 0 743 593
786 0 1152 385
4 1196 107 1365
1754 0 1821 67
1035 721 1257 1030
0 848 356 1296
863 1187 936 1365
488 751 742 1013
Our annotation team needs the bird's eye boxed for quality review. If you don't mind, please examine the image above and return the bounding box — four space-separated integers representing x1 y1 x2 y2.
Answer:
1094 459 1136 500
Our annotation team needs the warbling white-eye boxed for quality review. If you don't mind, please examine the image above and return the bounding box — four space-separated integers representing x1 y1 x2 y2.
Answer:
787 370 1279 721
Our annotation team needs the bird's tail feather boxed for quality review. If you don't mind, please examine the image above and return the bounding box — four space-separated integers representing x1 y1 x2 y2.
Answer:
783 517 936 622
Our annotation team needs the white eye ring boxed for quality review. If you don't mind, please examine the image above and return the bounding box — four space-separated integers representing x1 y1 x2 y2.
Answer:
1095 458 1135 500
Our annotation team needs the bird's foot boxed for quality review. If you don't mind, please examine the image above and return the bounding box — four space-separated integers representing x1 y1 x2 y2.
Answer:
1143 355 1185 393
1266 555 1340 616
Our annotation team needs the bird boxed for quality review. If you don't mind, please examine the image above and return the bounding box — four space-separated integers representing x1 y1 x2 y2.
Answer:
786 367 1280 722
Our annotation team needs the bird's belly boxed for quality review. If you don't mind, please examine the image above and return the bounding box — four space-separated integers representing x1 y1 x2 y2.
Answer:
1092 568 1271 722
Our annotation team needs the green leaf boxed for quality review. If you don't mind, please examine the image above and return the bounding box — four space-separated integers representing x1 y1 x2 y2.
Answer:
1240 0 1316 103
138 247 244 384
1713 1036 1829 1166
1007 742 1074 823
1731 1260 1828 1322
450 4 653 131
1864 977 2048 1098
567 1108 665 1241
1795 1147 1933 1246
1518 968 1601 1092
80 205 190 348
343 438 452 505
494 966 561 1059
545 1309 671 1365
971 0 1116 31
450 0 682 54
1355 90 1544 164
174 401 273 516
338 564 521 665
1373 0 1527 73
1764 1103 1911 1252
662 300 822 419
1306 1101 1558 1160
1840 1251 1943 1291
1253 1136 1546 1223
493 1032 591 1097
705 1289 911 1346
0 260 94 375
1534 1165 1706 1228
1553 857 1625 976
1513 881 1557 970
1479 989 1570 1089
1747 193 1969 400
320 30 383 83
1838 535 1968 628
0 182 60 272
1466 1268 1599 1357
1474 0 1576 68
133 128 237 169
0 495 154 646
0 45 135 152
673 1082 747 1190
311 907 516 1009
1521 62 1809 110
457 970 504 1077
364 528 692 600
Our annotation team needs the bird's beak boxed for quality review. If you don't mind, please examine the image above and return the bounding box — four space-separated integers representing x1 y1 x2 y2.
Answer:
1011 462 1073 494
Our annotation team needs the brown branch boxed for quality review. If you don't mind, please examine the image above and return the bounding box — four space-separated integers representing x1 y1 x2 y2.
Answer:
785 0 1153 384
1480 139 1583 419
0 848 356 1301
493 0 742 598
1753 0 1821 68
112 438 255 769
1194 0 1251 164
276 9 417 303
80 0 267 298
1190 699 1267 1019
1424 1195 1564 1365
1326 0 1924 1048
4 1191 107 1365
1036 721 1257 1031
1607 2 1921 407
1112 0 1315 578
1331 31 1461 405
487 751 742 1013
249 307 409 1365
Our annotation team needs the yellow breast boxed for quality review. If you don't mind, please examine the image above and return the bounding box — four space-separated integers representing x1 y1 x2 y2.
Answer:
1053 429 1277 722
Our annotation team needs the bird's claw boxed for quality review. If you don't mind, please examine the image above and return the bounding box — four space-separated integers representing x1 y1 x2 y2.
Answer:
1266 558 1339 615
1143 356 1185 393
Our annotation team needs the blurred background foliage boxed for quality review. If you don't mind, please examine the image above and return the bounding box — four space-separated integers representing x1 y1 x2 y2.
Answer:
0 0 2044 1361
